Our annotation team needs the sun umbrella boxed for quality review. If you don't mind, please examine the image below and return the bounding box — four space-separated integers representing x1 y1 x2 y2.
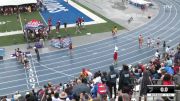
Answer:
72 83 90 96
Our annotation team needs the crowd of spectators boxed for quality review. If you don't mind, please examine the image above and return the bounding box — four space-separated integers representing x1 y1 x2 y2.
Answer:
0 4 37 15
1 43 180 101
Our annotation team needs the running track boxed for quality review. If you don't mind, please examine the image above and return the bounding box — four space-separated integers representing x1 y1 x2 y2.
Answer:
0 0 180 96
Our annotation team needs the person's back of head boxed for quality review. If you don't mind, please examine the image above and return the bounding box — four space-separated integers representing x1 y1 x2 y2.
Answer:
109 65 114 72
54 92 59 99
123 64 129 71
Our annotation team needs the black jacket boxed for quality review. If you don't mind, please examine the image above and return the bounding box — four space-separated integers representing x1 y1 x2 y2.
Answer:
108 65 118 84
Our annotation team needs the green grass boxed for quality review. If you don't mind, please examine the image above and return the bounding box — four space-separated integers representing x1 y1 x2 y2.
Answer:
0 14 21 32
0 34 25 46
0 1 124 46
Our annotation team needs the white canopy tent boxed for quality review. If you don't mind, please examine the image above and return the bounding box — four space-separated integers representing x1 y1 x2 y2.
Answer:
0 0 37 6
130 0 152 5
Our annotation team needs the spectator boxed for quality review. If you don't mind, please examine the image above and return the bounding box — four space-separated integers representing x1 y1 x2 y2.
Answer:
134 69 140 80
165 57 173 67
72 79 90 101
101 72 108 84
1 96 10 101
155 49 160 58
93 72 102 84
163 73 173 85
174 69 180 89
118 64 133 98
139 70 152 101
46 94 52 101
14 91 21 100
79 92 92 101
59 92 69 101
174 47 180 65
52 92 60 101
165 46 170 54
25 92 36 101
163 65 174 76
80 68 88 80
91 78 109 100
107 65 118 99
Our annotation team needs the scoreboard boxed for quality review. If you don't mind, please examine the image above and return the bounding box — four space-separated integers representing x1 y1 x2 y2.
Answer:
147 85 175 97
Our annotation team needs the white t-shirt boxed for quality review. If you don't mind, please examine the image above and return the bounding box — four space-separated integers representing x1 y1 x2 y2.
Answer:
52 97 61 101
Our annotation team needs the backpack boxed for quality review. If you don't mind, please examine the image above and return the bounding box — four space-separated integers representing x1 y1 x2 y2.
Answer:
97 83 107 95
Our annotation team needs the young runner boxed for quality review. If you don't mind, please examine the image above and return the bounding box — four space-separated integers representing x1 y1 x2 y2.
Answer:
147 37 151 48
113 46 118 66
112 26 117 37
138 34 143 49
156 37 161 49
151 38 155 48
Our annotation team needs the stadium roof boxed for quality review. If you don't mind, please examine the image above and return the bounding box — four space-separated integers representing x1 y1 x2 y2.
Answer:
0 0 37 6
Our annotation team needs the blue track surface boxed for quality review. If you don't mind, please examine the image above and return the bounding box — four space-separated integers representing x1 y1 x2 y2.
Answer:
41 0 93 25
0 0 180 96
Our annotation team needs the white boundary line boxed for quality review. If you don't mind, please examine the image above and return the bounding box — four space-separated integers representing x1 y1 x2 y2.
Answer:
1 10 179 82
0 4 173 79
0 2 172 72
0 3 164 65
68 0 106 23
39 11 48 25
1 0 161 61
38 41 180 84
34 60 74 78
0 0 176 75
19 13 23 31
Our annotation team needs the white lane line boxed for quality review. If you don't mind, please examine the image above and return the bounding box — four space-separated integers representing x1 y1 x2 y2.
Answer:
0 73 25 79
0 0 174 80
0 77 26 85
4 6 171 69
1 26 180 80
24 67 30 89
19 13 23 31
37 3 174 63
0 6 177 91
31 14 180 76
34 6 177 69
1 0 162 62
38 42 179 84
0 2 164 64
39 12 48 25
0 84 27 91
0 11 178 76
0 0 176 95
0 41 178 91
34 60 74 78
31 55 40 86
30 7 170 61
